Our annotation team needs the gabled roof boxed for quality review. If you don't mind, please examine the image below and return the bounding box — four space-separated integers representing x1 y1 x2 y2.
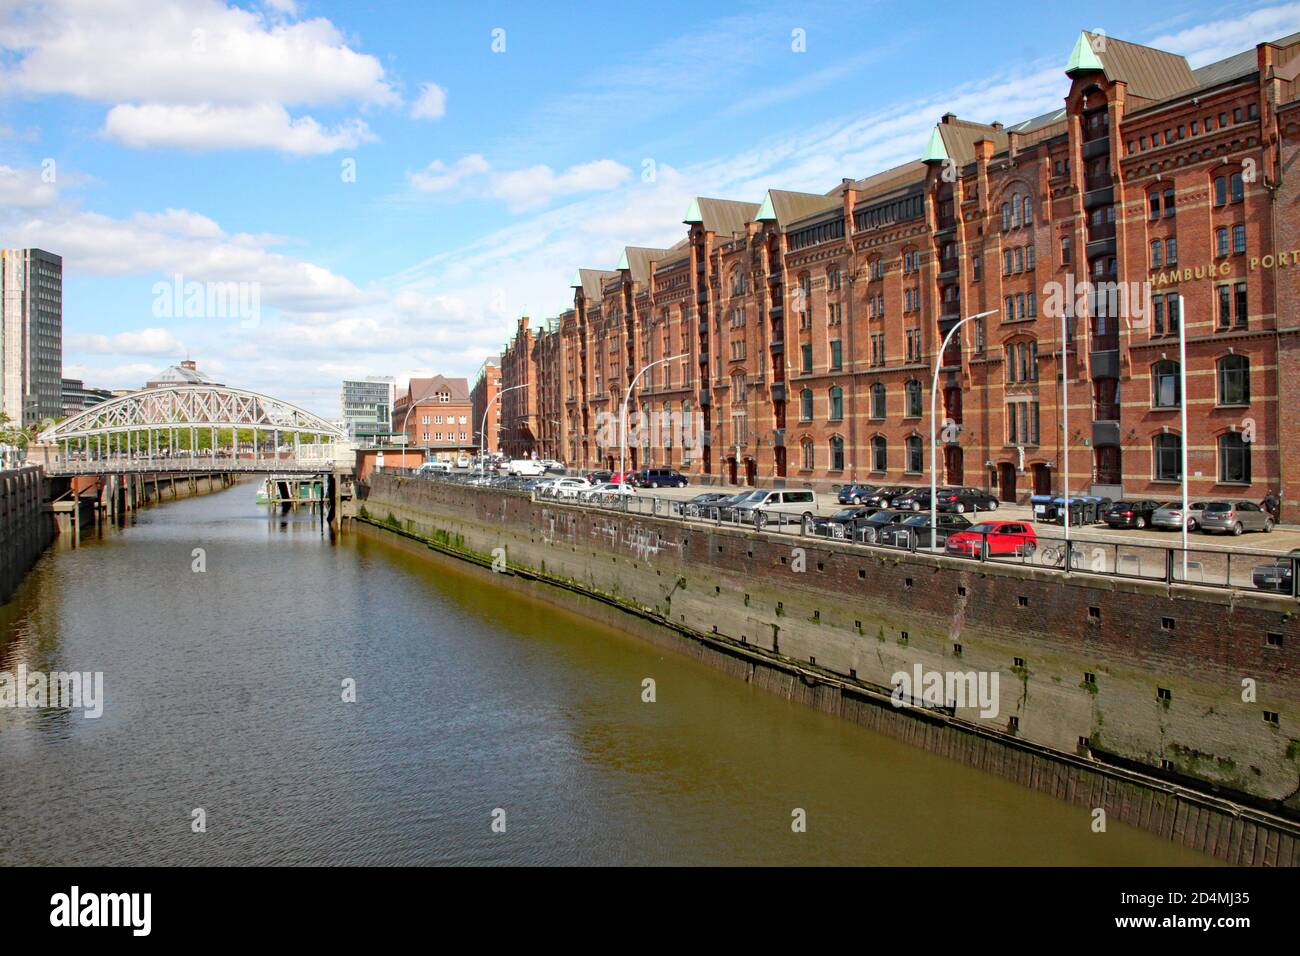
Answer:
755 188 840 227
1070 31 1197 102
841 160 927 202
573 268 619 300
618 246 673 283
683 196 760 235
926 114 1008 167
405 374 469 404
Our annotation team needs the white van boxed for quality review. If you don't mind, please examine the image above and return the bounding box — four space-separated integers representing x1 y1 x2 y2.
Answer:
506 459 545 477
731 488 818 526
416 461 452 476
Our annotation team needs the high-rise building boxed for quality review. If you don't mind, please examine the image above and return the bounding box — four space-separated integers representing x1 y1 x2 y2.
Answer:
1 248 62 426
61 377 115 417
340 376 396 444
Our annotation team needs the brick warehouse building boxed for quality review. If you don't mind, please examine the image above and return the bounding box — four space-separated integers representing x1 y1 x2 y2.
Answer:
501 29 1300 510
392 374 475 462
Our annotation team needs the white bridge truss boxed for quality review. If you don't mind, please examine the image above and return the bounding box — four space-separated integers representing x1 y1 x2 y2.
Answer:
38 385 350 475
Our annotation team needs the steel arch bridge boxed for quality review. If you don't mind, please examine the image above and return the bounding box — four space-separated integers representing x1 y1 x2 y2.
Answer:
37 385 351 475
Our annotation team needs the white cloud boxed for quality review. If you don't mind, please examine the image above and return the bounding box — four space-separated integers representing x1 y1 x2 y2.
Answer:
409 154 490 193
411 82 447 120
1150 2 1300 66
0 0 396 153
0 164 58 208
408 155 631 210
104 102 375 154
67 328 186 356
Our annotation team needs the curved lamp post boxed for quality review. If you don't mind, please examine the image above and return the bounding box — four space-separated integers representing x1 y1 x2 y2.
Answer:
620 355 686 493
480 383 529 476
930 310 997 551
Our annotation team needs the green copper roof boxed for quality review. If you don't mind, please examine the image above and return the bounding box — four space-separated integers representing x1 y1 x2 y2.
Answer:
616 249 629 270
570 270 582 288
755 192 777 222
1066 31 1105 75
921 126 949 164
683 197 703 224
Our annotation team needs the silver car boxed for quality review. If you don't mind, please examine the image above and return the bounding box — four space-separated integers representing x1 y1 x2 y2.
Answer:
1199 500 1274 535
1151 500 1208 531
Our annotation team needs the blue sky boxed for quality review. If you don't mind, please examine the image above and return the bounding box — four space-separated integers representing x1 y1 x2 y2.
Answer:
2 0 1298 417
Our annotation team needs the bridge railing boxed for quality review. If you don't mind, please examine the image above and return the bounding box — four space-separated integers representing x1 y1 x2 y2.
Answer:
44 456 340 475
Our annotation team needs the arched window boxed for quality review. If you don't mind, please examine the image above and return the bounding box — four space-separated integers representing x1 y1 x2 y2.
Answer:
1023 195 1034 224
1217 355 1250 405
1219 432 1251 483
829 386 844 420
830 436 845 471
1153 433 1181 481
1001 203 1011 231
871 436 888 472
1011 194 1022 227
905 379 923 418
905 435 923 474
1152 360 1180 408
870 382 886 419
801 438 814 470
800 388 813 421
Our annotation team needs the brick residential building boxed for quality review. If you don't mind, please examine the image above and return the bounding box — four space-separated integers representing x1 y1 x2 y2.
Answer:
470 356 501 455
392 374 474 461
500 28 1300 510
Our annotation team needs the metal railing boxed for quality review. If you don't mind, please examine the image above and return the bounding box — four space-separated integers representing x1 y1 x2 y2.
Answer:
45 455 337 475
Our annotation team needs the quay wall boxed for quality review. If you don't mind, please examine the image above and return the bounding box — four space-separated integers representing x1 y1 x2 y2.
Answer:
357 475 1300 865
0 467 54 606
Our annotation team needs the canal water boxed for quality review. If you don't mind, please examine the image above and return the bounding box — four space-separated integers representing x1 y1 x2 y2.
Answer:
0 483 1214 865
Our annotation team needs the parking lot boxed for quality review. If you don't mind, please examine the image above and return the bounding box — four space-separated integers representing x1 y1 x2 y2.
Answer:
413 467 1299 594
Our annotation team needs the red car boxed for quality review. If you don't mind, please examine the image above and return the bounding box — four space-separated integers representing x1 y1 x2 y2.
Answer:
945 521 1038 557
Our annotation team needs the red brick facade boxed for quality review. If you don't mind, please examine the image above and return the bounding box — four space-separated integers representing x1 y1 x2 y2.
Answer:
502 30 1300 508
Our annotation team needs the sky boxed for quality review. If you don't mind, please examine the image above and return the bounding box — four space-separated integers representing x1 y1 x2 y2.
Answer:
2 0 1298 419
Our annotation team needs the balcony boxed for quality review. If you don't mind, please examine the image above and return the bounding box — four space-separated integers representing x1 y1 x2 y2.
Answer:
1084 172 1112 192
770 383 786 404
698 390 710 407
1081 136 1110 160
1092 420 1121 448
1090 348 1119 379
1087 221 1115 243
1083 184 1114 210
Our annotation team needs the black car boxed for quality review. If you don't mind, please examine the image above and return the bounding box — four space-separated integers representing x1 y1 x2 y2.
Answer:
1252 548 1300 592
857 509 912 543
940 486 1000 513
879 512 974 549
707 492 753 520
859 485 915 509
812 506 878 539
584 470 613 484
891 487 938 511
680 492 730 517
836 482 878 505
632 467 688 488
1103 499 1164 529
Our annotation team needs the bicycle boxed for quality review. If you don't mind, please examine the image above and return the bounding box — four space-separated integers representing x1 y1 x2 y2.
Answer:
1038 544 1067 568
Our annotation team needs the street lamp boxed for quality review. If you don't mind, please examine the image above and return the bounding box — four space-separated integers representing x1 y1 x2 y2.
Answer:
620 355 686 492
931 310 997 550
481 383 529 476
1177 293 1189 577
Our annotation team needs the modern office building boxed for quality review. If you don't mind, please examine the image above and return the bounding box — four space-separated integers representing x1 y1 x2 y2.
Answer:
501 28 1300 510
1 248 63 426
341 376 396 445
61 377 115 417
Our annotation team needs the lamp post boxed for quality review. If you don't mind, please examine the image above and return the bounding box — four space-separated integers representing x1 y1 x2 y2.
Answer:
931 310 997 551
620 355 686 493
1177 294 1189 578
480 383 528 476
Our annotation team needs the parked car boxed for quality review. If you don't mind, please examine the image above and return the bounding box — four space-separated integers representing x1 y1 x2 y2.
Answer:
584 470 613 484
837 482 878 505
539 459 566 474
942 486 1000 513
1152 500 1208 531
506 459 545 477
890 487 938 511
731 488 819 527
415 460 451 476
1102 499 1164 530
858 485 915 509
680 492 731 517
1252 548 1300 592
812 506 877 539
548 477 595 498
945 521 1038 557
879 512 973 549
708 492 755 520
581 482 635 500
632 468 688 488
1199 500 1274 535
856 509 913 544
